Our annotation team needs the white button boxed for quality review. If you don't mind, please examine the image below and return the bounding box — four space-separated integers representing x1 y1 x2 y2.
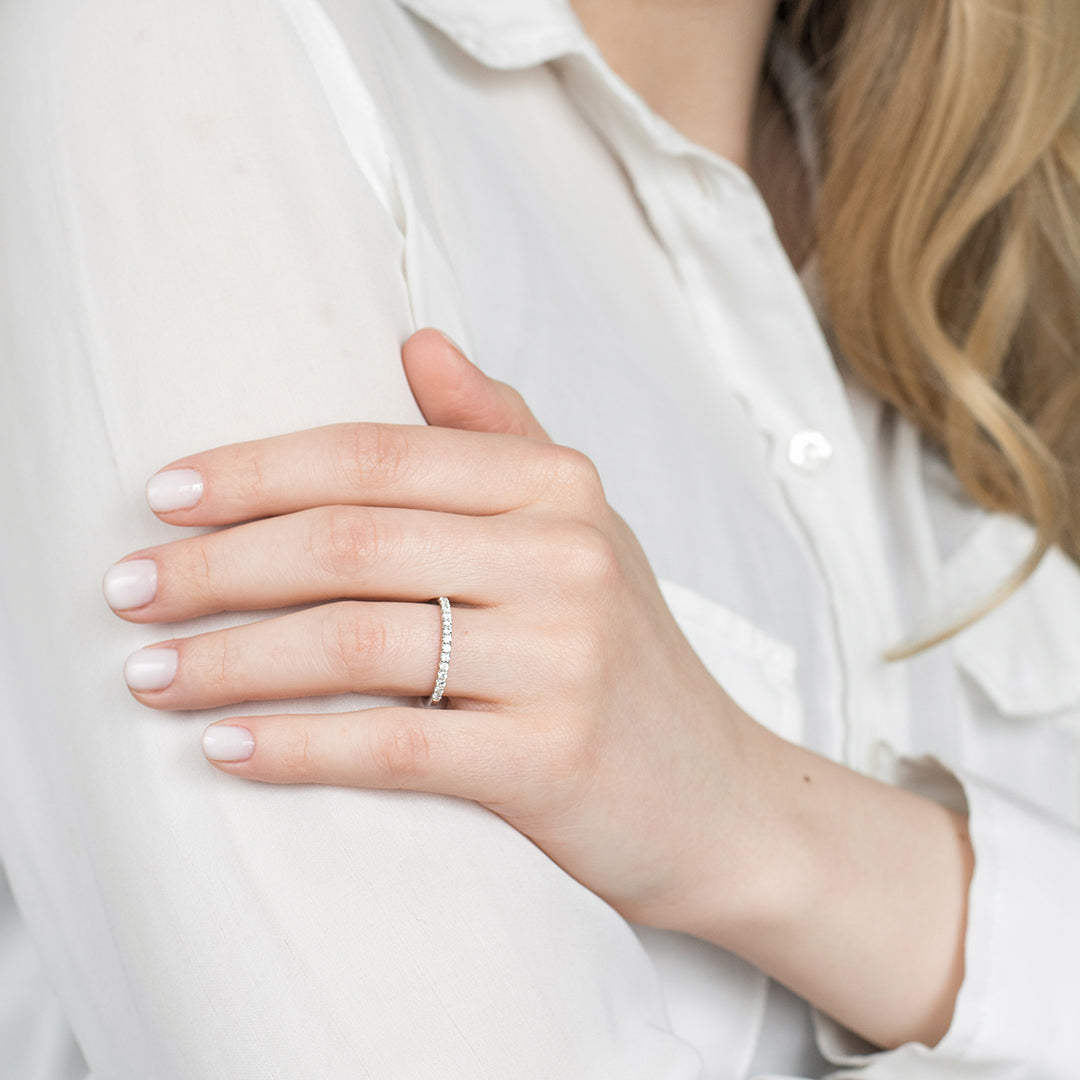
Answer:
787 429 833 474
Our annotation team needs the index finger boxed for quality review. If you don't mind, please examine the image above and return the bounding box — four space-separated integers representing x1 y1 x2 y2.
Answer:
144 422 602 525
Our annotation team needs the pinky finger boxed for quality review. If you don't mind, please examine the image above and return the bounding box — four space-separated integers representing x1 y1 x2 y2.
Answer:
200 706 529 807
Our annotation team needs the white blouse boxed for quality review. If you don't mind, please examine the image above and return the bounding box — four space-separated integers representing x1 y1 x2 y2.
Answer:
1 0 1079 1077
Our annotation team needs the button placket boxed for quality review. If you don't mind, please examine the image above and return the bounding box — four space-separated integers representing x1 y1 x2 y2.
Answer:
669 217 911 772
562 69 913 775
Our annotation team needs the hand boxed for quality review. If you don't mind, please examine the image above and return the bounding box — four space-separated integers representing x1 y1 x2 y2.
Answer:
102 329 766 933
104 330 975 1051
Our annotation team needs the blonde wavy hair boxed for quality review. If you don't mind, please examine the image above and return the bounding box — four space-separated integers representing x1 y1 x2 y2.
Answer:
773 0 1080 659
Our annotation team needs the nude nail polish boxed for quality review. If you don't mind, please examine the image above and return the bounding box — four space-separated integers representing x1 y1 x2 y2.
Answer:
146 468 204 512
103 559 157 610
203 725 254 762
124 647 179 691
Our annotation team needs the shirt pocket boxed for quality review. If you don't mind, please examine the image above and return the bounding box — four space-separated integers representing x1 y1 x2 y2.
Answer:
942 513 1080 824
658 578 803 746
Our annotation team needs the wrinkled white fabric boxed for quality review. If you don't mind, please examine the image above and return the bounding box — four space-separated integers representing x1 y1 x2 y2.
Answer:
1 1 1078 1078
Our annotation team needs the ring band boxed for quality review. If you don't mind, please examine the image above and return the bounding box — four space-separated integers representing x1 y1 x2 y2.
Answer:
421 597 452 708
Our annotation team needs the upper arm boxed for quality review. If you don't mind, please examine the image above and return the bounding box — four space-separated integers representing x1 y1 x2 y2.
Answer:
43 0 424 469
0 4 698 1077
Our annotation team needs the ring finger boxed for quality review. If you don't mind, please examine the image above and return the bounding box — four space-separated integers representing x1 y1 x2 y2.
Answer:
122 600 532 710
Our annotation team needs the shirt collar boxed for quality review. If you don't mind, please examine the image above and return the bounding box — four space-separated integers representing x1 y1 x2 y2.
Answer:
392 0 587 69
393 0 822 206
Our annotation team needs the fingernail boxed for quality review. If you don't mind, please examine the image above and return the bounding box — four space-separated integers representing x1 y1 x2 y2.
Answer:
124 646 179 691
146 468 204 512
436 330 466 356
103 559 157 610
203 724 254 762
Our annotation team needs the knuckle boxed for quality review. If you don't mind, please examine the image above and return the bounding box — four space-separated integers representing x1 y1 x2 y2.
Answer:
310 506 384 580
336 422 411 495
494 383 531 433
557 622 609 692
322 603 388 682
371 721 433 787
501 382 528 413
232 449 269 504
559 522 622 594
182 539 221 600
529 717 595 790
195 629 240 696
279 726 315 780
215 633 234 693
536 444 605 512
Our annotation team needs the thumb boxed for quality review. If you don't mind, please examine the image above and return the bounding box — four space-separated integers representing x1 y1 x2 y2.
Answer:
402 328 551 441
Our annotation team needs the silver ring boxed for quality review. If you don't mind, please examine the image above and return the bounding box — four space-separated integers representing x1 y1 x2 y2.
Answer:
420 597 452 708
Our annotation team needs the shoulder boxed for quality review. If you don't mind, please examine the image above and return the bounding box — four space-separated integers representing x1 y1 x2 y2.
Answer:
7 0 457 222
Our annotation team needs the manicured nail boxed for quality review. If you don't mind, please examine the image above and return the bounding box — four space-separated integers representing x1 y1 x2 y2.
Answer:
203 725 255 762
124 646 179 691
146 468 203 512
103 559 157 610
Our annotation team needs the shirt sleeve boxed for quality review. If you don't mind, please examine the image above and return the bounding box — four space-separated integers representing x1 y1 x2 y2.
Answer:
812 753 1080 1078
0 2 706 1077
0 866 88 1080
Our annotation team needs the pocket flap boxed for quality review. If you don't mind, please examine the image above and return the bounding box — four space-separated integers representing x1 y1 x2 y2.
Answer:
944 515 1080 717
659 578 802 744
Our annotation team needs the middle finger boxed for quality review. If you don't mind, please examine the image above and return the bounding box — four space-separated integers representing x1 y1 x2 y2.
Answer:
104 505 563 621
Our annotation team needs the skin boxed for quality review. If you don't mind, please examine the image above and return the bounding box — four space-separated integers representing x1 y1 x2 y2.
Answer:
569 0 779 170
104 1 975 1056
571 0 816 269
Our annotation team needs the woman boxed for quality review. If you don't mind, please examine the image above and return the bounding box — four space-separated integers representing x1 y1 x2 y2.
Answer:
1 0 1078 1076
